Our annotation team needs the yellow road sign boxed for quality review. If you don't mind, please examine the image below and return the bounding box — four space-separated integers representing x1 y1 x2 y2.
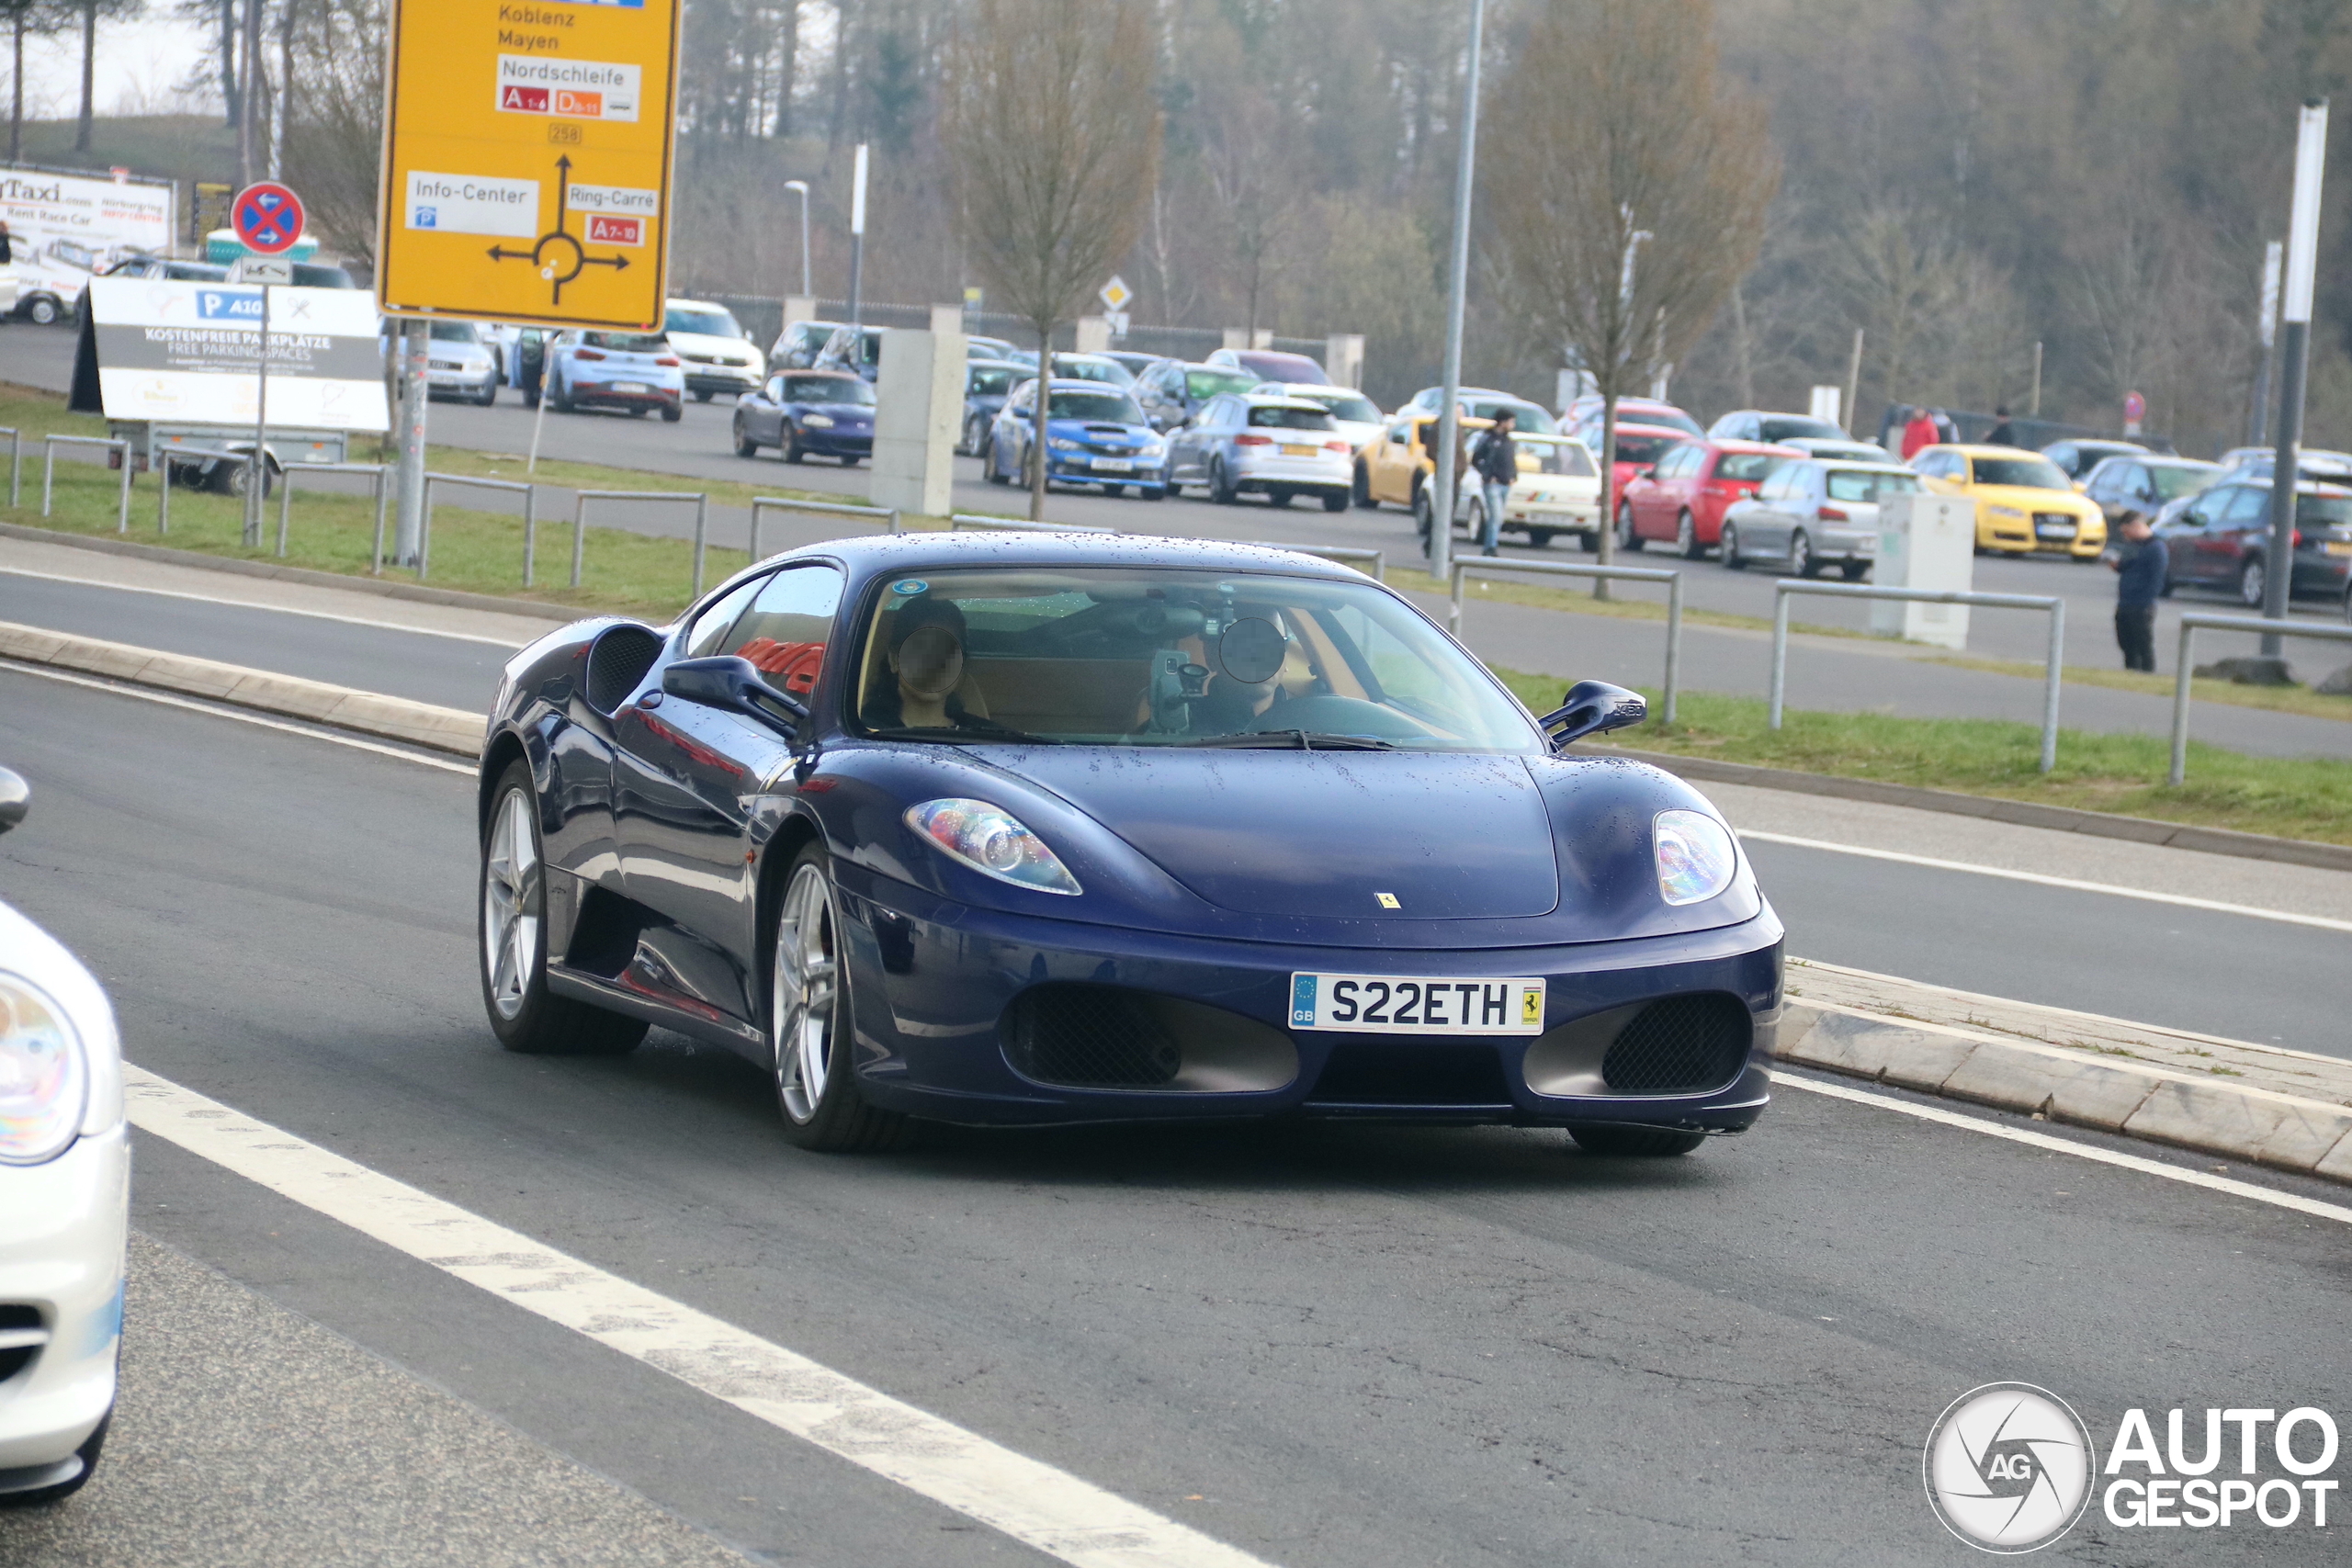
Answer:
376 0 682 330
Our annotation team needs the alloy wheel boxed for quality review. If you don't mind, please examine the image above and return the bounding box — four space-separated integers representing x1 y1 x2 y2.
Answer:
2239 558 2266 608
481 789 539 1021
1791 530 1813 579
773 863 839 1124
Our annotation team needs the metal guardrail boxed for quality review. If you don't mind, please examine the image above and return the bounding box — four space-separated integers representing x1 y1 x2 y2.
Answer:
1770 581 2065 773
1451 558 1683 724
42 435 132 533
574 489 711 593
152 451 212 536
749 495 896 562
947 513 1116 535
1240 541 1385 581
420 472 538 585
0 426 20 507
2168 613 2352 785
277 461 387 561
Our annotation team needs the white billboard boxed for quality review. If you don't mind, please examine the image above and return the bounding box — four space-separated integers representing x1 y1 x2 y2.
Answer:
0 169 175 311
79 276 390 432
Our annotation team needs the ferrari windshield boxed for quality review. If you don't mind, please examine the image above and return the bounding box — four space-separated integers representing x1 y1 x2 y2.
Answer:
854 568 1544 751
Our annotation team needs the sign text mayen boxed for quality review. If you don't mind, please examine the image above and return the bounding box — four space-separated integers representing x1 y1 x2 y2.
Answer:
376 0 681 328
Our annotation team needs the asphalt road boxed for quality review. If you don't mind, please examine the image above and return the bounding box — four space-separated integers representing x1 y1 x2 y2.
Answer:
6 322 2346 676
3 663 2350 1564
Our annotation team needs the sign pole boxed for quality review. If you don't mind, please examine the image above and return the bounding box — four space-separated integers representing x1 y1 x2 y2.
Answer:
2262 96 2327 659
393 320 432 567
244 282 269 547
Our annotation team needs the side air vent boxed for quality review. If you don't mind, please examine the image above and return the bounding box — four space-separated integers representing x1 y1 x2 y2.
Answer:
1001 985 1297 1093
585 624 665 715
0 1305 48 1383
1600 993 1752 1095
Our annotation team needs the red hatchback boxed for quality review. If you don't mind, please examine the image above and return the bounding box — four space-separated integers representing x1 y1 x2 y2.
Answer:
1617 438 1804 558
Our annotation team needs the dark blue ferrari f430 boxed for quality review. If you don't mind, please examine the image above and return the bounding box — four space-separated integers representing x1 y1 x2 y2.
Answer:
476 534 1781 1156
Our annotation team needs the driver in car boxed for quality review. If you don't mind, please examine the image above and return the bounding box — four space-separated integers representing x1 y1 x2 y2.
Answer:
864 594 993 733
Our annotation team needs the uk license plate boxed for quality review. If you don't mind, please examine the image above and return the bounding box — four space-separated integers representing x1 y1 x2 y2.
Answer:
1091 457 1133 472
1289 973 1546 1035
615 381 650 395
1281 443 1317 457
2035 521 2076 539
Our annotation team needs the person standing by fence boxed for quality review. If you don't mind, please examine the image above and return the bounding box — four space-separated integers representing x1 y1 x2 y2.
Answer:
1469 409 1517 557
2107 509 2165 672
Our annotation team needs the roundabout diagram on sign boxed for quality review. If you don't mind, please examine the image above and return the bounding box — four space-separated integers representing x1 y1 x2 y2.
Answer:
485 156 630 306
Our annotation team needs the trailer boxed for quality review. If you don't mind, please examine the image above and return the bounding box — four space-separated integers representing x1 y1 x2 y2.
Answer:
106 421 357 497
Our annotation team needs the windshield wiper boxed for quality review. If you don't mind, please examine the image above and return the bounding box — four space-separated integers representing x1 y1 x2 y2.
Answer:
871 721 1064 746
1175 729 1399 751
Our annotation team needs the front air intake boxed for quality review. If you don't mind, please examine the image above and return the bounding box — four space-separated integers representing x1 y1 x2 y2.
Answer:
1001 985 1297 1092
1600 993 1752 1095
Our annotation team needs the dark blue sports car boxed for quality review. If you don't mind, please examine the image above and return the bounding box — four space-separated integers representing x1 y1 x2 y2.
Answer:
476 534 1781 1156
732 369 875 465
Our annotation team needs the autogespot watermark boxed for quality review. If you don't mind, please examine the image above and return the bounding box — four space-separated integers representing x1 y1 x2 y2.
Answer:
1925 1386 2342 1552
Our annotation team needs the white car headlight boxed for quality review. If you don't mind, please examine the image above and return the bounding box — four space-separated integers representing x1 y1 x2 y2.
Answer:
1988 504 2026 519
1653 809 1738 907
802 412 835 428
906 799 1081 896
0 972 87 1165
1049 437 1081 452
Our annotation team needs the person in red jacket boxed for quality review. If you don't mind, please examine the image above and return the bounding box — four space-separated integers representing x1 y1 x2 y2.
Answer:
1900 406 1941 459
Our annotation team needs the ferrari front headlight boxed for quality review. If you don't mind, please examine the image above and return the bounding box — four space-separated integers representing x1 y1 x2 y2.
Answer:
0 973 87 1166
1654 809 1738 907
906 799 1082 896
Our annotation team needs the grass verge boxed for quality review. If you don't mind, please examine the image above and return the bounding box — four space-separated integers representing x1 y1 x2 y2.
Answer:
1485 663 2352 847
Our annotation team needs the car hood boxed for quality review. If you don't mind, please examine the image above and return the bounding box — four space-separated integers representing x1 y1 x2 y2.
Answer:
1004 748 1559 919
1046 418 1154 442
1969 485 2098 513
792 402 873 423
668 331 758 363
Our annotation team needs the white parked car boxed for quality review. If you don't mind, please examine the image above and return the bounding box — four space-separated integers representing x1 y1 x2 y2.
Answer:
0 768 126 1508
1720 459 1924 579
1258 383 1385 456
1166 391 1353 510
663 299 764 402
1454 433 1603 549
421 320 499 406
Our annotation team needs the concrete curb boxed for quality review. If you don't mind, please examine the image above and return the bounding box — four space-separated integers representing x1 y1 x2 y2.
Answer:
0 520 583 623
1596 743 2352 874
1774 999 2352 1186
0 620 483 759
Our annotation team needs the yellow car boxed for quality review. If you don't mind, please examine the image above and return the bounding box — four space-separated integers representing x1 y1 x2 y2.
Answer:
1911 444 2108 558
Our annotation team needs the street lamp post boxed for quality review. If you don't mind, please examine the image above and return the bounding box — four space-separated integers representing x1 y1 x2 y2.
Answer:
2260 97 2328 658
1429 0 1487 581
785 179 811 299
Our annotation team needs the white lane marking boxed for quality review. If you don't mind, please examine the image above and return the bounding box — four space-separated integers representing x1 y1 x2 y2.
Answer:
1774 1071 2352 1225
123 1065 1276 1568
0 661 476 775
0 564 533 647
1739 829 2352 934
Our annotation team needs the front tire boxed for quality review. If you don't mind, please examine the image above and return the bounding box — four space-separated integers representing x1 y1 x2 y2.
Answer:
1790 529 1817 579
660 401 683 423
24 295 59 327
2238 557 2267 609
1720 520 1746 570
733 421 760 458
1211 458 1238 506
1569 1125 1707 1157
769 846 907 1152
1352 463 1375 509
783 423 807 464
480 764 647 1056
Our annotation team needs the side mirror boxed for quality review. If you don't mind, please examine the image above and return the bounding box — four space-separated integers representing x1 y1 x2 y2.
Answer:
1538 681 1647 750
662 656 809 739
0 767 26 835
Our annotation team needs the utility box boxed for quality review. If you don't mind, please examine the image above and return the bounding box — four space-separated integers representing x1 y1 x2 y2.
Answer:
871 327 965 519
1873 492 1975 649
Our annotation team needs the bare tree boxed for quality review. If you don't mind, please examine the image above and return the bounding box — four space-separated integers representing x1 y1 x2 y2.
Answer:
278 0 381 264
3 0 70 163
1484 0 1775 594
942 0 1159 520
72 0 141 152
